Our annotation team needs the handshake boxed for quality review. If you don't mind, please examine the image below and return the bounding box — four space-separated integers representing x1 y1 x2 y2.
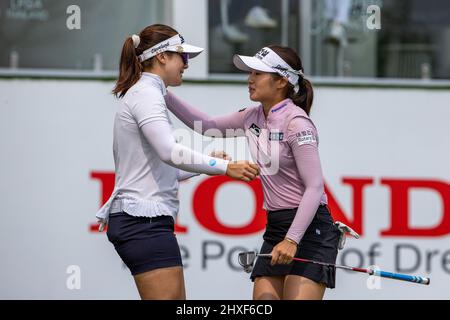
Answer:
209 151 259 182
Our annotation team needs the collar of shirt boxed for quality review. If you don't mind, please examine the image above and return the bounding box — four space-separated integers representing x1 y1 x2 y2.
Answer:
261 98 292 123
141 72 168 96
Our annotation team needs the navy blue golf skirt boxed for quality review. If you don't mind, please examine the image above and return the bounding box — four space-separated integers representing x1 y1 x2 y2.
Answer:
106 212 182 276
251 205 340 289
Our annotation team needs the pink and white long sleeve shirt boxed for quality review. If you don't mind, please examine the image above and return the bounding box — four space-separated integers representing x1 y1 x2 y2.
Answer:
165 93 328 244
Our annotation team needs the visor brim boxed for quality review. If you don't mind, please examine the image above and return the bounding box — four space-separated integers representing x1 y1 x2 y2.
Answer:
167 44 204 58
233 54 275 73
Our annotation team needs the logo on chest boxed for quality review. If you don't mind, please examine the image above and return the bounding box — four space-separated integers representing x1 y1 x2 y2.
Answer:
249 123 261 137
269 131 284 141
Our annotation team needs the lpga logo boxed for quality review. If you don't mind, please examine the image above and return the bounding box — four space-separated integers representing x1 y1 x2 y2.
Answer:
7 0 49 21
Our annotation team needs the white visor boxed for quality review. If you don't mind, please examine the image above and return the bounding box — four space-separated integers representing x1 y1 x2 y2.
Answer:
233 47 303 85
139 34 204 63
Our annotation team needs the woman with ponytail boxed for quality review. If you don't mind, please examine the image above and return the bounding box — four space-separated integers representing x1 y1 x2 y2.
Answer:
97 24 259 300
164 45 340 300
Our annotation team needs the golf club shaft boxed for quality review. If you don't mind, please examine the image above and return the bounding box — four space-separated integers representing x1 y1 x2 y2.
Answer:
257 254 430 285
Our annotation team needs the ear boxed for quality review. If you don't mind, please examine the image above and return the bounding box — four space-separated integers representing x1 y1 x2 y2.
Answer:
155 52 168 65
276 76 289 90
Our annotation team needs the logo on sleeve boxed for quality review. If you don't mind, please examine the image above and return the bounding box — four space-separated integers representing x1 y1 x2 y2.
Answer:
249 123 261 137
296 129 317 146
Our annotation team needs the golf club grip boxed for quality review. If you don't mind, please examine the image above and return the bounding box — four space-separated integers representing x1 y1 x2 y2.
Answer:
372 270 430 285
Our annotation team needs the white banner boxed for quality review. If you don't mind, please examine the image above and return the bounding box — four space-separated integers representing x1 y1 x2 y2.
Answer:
0 79 449 299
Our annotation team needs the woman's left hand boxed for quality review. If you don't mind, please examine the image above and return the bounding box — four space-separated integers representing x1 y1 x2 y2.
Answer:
270 238 298 265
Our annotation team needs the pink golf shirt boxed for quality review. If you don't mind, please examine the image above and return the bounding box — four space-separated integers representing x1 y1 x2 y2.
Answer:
165 93 328 244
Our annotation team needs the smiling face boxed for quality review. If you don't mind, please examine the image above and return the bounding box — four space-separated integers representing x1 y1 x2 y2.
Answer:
163 52 189 87
147 51 189 87
247 70 288 105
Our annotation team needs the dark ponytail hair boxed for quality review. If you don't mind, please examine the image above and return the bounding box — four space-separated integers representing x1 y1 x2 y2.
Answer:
268 45 314 116
113 24 178 98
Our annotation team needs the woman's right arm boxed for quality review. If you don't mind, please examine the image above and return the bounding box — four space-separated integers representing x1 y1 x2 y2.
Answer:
165 91 247 137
